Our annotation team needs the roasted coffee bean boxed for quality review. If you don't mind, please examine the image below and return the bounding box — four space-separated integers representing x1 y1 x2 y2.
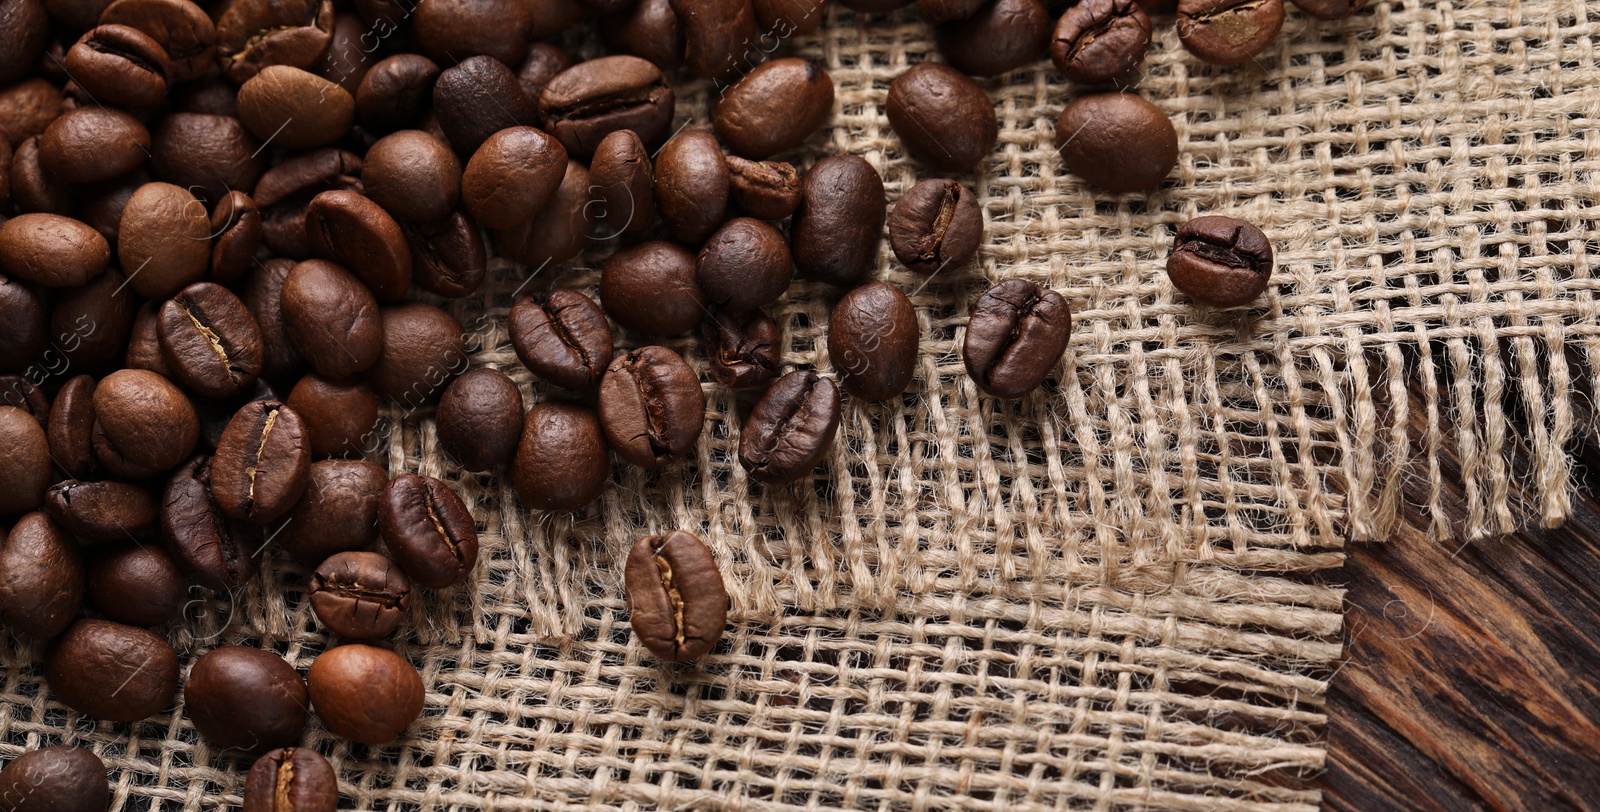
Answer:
714 58 834 159
1289 0 1364 19
739 370 840 484
588 129 653 236
654 129 729 245
525 0 587 38
86 542 188 626
625 530 727 662
244 748 337 812
93 369 198 478
237 66 355 150
936 0 1050 76
515 42 574 101
0 747 108 812
278 460 386 562
513 401 609 512
700 307 780 388
509 289 614 391
119 182 211 299
37 106 151 185
490 160 594 269
916 0 982 22
598 346 706 469
280 259 383 380
364 130 462 226
241 258 308 384
10 137 74 216
158 282 265 399
380 474 478 589
185 646 308 754
963 278 1071 398
161 455 263 591
44 480 158 542
725 156 801 221
672 0 758 81
1054 92 1177 193
0 273 44 370
599 0 684 72
886 64 997 173
44 618 179 721
0 512 82 638
437 368 524 472
752 0 826 35
1166 215 1274 307
316 12 373 95
307 643 424 745
1177 0 1284 66
47 375 98 480
539 56 674 161
208 191 261 285
306 190 412 303
210 400 311 525
409 210 486 298
1050 0 1151 85
309 550 412 639
148 113 267 207
66 24 171 109
99 0 213 83
697 218 793 312
50 267 137 370
0 214 110 288
254 148 364 259
214 0 334 82
461 126 568 230
829 281 919 401
286 375 378 458
0 79 63 149
600 241 703 336
432 55 539 156
791 155 884 288
889 178 983 274
194 378 280 453
0 0 48 86
357 54 441 133
412 0 530 65
0 377 47 426
367 303 468 404
77 169 146 248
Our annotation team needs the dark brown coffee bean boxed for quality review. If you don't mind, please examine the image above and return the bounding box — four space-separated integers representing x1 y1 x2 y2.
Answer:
192 378 279 454
1166 215 1274 307
49 267 137 370
364 130 462 226
306 189 412 303
1050 0 1151 85
241 258 308 384
739 370 840 484
77 168 146 248
409 210 486 298
916 0 982 22
214 0 334 83
599 0 684 72
380 473 477 589
963 278 1071 398
118 182 211 299
412 0 530 65
86 542 188 626
356 54 441 134
829 281 919 401
315 12 373 95
432 55 539 156
889 178 983 275
700 307 779 389
672 0 757 81
47 375 98 480
44 480 158 542
936 0 1050 76
886 63 997 173
253 148 363 259
126 300 175 376
158 282 264 399
148 113 267 208
10 136 74 216
538 56 674 161
93 369 198 478
588 129 653 237
437 368 523 472
237 66 355 150
461 126 568 230
210 400 311 525
725 156 801 221
0 273 44 370
161 455 262 590
714 58 833 160
309 550 411 639
490 160 593 269
1289 0 1364 19
307 643 424 744
1054 92 1177 193
0 83 58 157
278 459 386 562
1177 0 1284 66
791 155 884 288
36 107 150 186
366 302 467 404
752 0 826 35
279 259 383 380
285 375 378 458
0 747 108 812
44 618 179 721
185 646 308 754
598 346 705 469
0 214 110 288
101 0 215 83
0 377 47 426
208 191 261 285
65 24 171 109
625 530 727 662
0 512 82 637
514 42 573 101
512 401 609 512
528 0 588 36
0 0 48 86
509 289 614 391
600 241 703 336
654 128 728 245
244 748 337 812
697 217 792 312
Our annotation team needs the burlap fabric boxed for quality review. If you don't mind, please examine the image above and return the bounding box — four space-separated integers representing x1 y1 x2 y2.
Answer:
3 1 1595 809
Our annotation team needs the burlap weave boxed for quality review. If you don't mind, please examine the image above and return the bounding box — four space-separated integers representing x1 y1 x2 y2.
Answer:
3 1 1595 809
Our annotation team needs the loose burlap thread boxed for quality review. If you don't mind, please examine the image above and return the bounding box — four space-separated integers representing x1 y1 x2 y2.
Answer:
4 1 1597 809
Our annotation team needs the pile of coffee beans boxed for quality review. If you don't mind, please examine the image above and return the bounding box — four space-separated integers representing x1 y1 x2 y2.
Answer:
0 0 1325 802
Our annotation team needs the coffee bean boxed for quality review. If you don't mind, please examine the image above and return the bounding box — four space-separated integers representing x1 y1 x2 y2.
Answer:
0 512 83 638
436 368 523 472
309 550 412 639
1054 92 1177 193
963 278 1071 398
285 375 378 459
1177 0 1284 66
490 160 594 269
148 113 267 208
367 302 468 404
752 0 826 35
10 137 74 216
158 282 265 399
411 0 531 66
278 460 386 562
99 0 213 82
280 259 384 380
244 747 337 812
47 376 98 480
357 54 441 134
0 213 110 288
0 273 44 369
461 126 568 230
598 346 706 469
1289 0 1364 19
409 210 487 299
184 646 308 754
510 289 614 391
66 24 171 109
828 281 919 401
0 748 108 812
306 643 424 744
306 190 412 303
37 106 151 185
599 0 684 72
625 530 727 662
44 618 179 721
44 480 158 542
739 370 840 484
889 178 983 275
791 155 884 288
0 79 62 149
316 12 373 95
672 0 758 81
513 401 609 512
714 58 834 160
160 455 263 591
698 217 793 312
588 129 654 236
600 241 704 336
515 42 574 101
916 0 982 22
725 156 801 221
380 473 477 588
525 0 586 39
0 0 47 86
51 268 137 370
1166 215 1274 307
936 0 1050 76
238 66 355 150
1050 0 1152 85
700 307 779 389
241 258 308 384
210 400 310 526
654 129 729 245
215 0 334 82
193 378 280 453
886 63 997 173
365 130 462 226
210 191 262 285
118 182 211 299
539 56 675 161
432 55 539 156
86 542 188 626
253 148 364 259
77 169 146 248
93 369 198 478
